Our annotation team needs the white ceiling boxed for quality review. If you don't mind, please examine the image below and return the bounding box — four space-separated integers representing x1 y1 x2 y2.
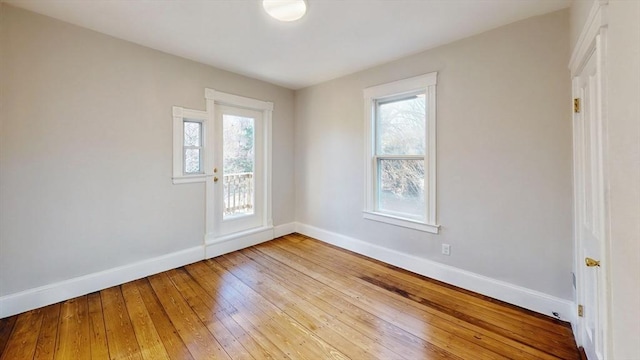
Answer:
4 0 570 89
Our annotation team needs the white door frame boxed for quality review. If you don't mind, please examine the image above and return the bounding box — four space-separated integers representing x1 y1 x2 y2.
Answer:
203 88 273 258
569 1 611 359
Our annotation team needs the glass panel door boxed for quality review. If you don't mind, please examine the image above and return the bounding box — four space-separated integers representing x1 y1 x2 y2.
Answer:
214 105 264 236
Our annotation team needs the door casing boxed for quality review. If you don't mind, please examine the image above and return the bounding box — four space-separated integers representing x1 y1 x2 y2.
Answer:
203 89 273 255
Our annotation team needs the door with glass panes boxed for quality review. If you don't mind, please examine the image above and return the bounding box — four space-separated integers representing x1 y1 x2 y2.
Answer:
212 105 264 236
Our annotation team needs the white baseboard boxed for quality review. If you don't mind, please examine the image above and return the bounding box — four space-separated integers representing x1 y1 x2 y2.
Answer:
0 245 204 318
1 221 574 325
274 222 296 238
0 222 298 318
205 226 274 259
295 222 575 323
204 222 296 258
204 222 297 258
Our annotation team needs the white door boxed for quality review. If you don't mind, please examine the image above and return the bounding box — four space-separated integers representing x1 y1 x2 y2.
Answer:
213 105 265 237
573 44 608 360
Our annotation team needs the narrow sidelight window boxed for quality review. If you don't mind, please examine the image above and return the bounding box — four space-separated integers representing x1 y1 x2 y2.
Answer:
172 106 208 184
183 121 203 174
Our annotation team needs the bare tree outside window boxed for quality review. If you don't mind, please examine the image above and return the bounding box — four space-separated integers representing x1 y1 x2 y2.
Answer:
223 115 255 217
223 116 254 174
377 95 425 155
376 94 426 218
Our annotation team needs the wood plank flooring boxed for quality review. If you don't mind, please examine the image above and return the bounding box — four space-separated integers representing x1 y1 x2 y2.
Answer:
0 233 580 359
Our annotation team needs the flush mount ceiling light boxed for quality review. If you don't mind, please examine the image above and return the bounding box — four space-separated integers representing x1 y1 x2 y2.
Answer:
263 0 307 22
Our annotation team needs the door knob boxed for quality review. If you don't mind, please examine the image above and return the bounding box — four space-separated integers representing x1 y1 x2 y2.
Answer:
585 257 600 267
213 177 219 182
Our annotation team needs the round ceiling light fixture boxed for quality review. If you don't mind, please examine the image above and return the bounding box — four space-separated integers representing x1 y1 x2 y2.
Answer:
263 0 307 22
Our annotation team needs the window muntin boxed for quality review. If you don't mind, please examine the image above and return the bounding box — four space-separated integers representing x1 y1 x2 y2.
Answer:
363 72 438 233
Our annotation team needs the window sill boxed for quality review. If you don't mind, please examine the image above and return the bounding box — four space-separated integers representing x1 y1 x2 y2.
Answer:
172 175 206 184
363 211 440 234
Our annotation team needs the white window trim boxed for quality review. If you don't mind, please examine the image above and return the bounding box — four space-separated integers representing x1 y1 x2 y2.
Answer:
172 106 208 184
363 72 440 234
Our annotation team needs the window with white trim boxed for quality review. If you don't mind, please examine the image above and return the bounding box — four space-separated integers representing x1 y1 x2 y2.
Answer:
172 106 208 184
363 73 439 234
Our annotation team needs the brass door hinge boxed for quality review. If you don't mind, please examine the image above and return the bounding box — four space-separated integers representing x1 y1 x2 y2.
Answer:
578 304 584 317
585 257 601 267
574 98 581 113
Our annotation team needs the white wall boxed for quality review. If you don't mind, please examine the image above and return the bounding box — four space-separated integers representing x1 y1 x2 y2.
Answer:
295 10 573 301
570 0 597 49
606 1 640 358
0 5 295 297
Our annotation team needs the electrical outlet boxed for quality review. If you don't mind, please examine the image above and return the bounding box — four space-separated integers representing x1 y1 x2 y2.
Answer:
442 244 451 256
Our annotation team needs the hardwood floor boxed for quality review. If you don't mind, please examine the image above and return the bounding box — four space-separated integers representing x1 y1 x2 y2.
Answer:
0 233 580 359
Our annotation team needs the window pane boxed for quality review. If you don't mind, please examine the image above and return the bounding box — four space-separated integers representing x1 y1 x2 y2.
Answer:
376 95 425 155
184 149 201 173
223 115 255 217
184 121 201 146
378 159 425 219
